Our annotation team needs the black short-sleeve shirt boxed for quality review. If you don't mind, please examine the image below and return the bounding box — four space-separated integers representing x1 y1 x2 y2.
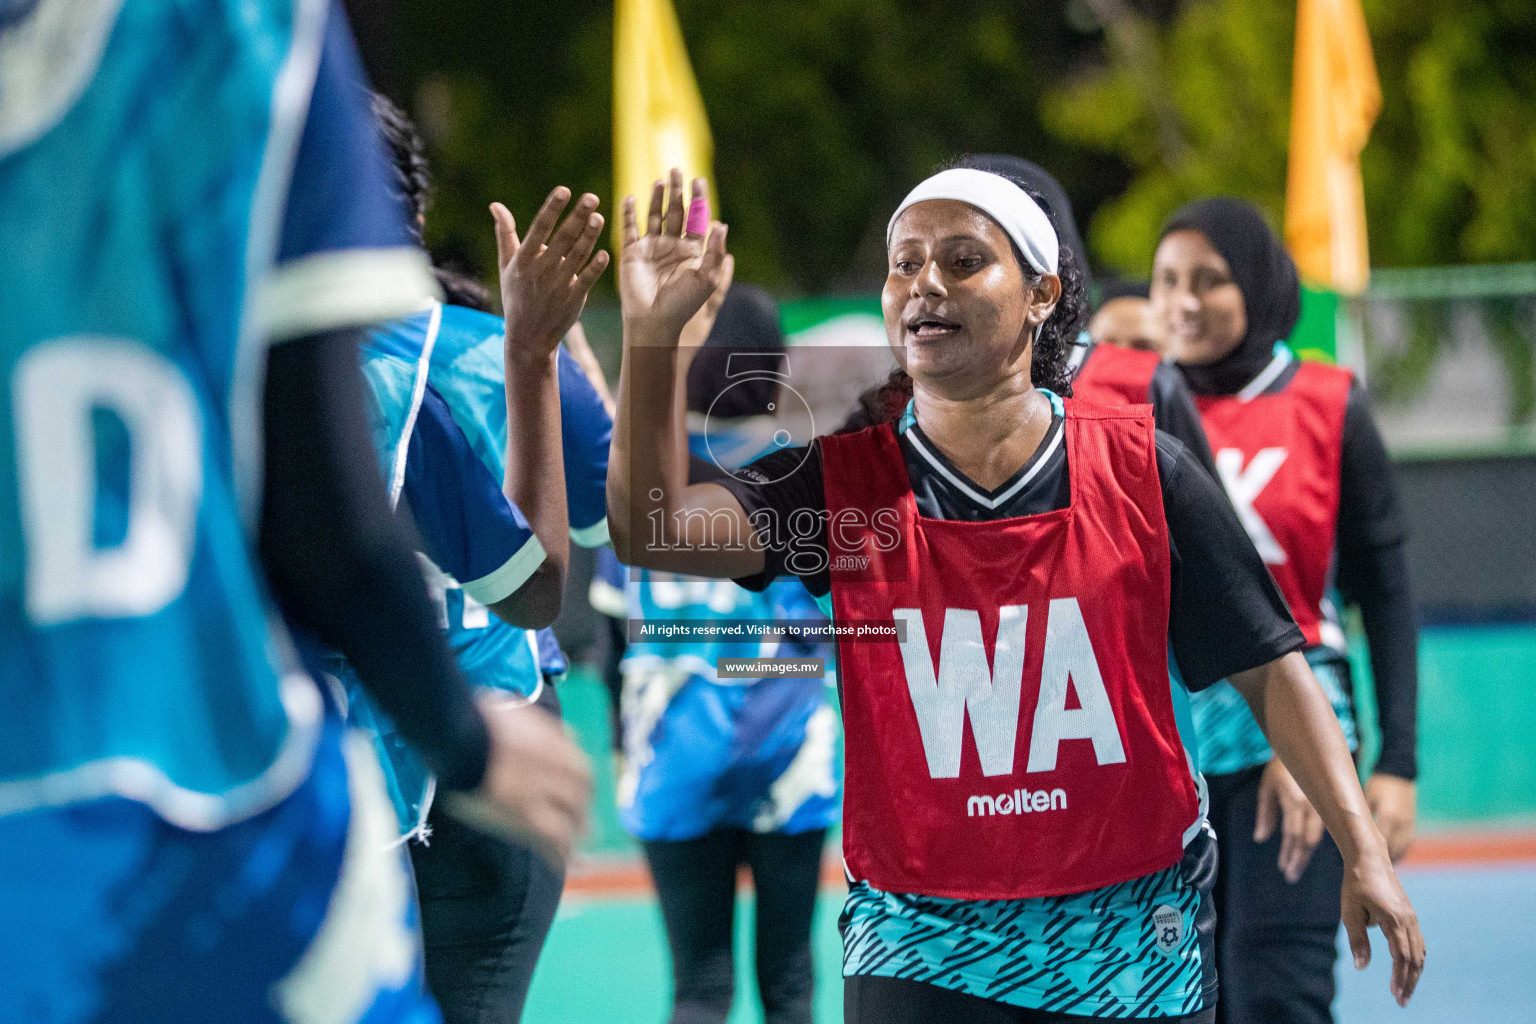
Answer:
716 404 1303 691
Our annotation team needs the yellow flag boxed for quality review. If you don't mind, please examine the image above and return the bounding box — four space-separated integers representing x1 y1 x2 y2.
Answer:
1284 0 1381 294
613 0 714 249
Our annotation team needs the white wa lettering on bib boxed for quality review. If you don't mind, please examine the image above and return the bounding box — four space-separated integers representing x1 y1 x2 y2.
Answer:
1215 447 1288 565
893 598 1127 780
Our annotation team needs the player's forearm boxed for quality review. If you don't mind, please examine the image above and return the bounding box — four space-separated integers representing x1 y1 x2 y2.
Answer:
504 346 569 599
671 346 701 499
608 333 686 564
1231 652 1384 864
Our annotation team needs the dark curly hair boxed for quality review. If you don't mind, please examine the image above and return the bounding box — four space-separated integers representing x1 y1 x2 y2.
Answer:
371 92 430 245
371 92 494 313
859 158 1088 427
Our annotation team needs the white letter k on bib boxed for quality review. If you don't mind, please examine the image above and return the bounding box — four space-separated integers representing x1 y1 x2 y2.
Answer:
1216 447 1288 566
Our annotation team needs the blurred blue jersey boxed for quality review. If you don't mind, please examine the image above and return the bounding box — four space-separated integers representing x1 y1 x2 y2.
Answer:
352 301 608 836
361 302 611 549
0 0 429 829
423 303 613 544
0 1 440 1020
617 427 842 841
405 384 541 603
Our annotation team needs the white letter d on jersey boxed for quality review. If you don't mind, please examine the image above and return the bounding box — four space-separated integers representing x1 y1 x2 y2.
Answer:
1216 447 1288 565
14 337 203 624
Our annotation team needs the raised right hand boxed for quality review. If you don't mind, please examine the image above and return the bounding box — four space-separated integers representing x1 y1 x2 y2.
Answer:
679 252 736 353
441 697 593 868
619 168 729 342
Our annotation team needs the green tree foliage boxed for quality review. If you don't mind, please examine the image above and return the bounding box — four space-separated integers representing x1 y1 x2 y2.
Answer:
386 0 616 288
384 0 1127 294
1042 0 1536 276
361 0 1536 294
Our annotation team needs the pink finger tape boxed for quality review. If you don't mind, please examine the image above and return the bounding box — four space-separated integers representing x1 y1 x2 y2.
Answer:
686 195 711 235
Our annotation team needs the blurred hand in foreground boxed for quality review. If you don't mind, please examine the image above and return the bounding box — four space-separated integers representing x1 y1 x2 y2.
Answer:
442 697 593 868
1255 755 1324 883
1366 773 1417 863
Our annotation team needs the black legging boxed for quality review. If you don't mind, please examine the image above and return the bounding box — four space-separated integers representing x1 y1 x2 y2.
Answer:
1207 763 1344 1024
643 827 827 1024
844 976 1218 1024
409 687 566 1024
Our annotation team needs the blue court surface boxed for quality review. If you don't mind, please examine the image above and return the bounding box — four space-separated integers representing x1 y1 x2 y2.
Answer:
525 860 1536 1023
1335 863 1536 1023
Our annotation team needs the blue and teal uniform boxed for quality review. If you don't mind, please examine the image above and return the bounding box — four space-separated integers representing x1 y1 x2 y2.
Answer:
349 301 611 837
0 1 440 1019
617 425 842 842
1191 645 1356 776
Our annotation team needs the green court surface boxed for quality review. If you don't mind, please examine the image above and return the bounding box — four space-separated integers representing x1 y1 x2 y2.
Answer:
526 866 1536 1023
525 891 847 1023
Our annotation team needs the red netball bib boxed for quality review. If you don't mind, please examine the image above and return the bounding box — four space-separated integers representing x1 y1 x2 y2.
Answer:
820 402 1200 901
1195 361 1350 647
1071 343 1160 407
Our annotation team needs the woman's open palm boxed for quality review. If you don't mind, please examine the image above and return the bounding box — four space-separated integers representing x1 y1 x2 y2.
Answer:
619 169 728 340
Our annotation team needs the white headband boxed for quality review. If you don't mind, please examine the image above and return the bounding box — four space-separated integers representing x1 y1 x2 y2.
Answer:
887 168 1060 275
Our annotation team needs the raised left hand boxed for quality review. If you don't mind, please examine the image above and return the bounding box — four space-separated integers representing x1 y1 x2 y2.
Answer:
492 187 610 361
678 253 736 353
618 169 729 342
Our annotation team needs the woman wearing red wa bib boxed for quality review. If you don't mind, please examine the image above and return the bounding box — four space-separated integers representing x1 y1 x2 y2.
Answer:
608 167 1422 1023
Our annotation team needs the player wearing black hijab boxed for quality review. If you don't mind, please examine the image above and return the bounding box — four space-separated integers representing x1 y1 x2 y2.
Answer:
1153 198 1420 1024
